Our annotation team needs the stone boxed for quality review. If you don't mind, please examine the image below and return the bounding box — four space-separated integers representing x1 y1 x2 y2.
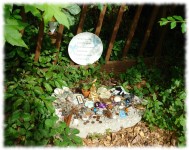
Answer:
70 106 143 138
97 87 111 99
82 114 89 121
85 100 94 108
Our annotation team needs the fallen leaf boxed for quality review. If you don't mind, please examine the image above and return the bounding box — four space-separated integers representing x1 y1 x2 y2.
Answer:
132 135 140 144
139 131 145 138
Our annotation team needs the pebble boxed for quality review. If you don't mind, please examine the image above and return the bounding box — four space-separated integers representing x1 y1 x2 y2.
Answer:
114 96 121 102
97 87 112 99
85 100 94 108
82 114 89 121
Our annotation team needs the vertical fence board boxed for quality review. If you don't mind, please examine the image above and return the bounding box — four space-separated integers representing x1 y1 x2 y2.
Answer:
122 5 143 58
20 6 26 36
53 24 64 65
34 20 44 62
95 4 107 36
138 6 159 56
154 6 176 57
76 5 88 34
105 4 125 63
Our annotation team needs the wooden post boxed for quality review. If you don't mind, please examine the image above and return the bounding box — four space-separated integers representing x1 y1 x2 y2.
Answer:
34 19 44 62
122 5 143 58
95 4 107 36
76 5 88 34
105 4 125 63
20 6 26 36
53 24 64 65
138 6 159 56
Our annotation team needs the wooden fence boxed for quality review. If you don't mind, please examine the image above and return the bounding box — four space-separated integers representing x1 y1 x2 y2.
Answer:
33 4 176 74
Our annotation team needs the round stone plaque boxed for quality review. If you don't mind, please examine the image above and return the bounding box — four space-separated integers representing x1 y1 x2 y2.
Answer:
68 32 103 65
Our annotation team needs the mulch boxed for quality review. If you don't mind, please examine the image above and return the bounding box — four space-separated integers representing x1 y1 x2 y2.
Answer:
82 121 177 147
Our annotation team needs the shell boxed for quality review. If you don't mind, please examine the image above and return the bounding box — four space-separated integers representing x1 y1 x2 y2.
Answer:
114 96 121 102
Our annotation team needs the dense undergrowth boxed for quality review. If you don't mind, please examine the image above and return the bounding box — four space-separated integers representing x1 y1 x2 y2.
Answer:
4 53 186 146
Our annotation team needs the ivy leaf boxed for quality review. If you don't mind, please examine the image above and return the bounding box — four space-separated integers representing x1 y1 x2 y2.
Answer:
43 82 53 92
53 6 69 29
45 119 54 128
4 25 28 48
173 15 183 21
167 16 175 21
152 93 157 100
42 4 54 25
11 110 21 122
23 122 30 129
64 4 81 15
4 18 27 49
24 5 42 19
45 96 56 102
70 128 80 134
45 117 58 128
160 18 167 21
4 4 13 18
54 81 62 88
34 86 44 95
63 11 75 26
70 135 82 144
13 98 24 110
179 115 185 127
45 71 53 80
23 100 30 112
159 20 168 26
56 79 68 87
170 21 176 29
22 113 31 122
37 4 70 29
181 23 186 33
44 101 55 113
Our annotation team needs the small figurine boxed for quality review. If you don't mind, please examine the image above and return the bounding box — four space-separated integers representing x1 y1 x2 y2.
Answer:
88 79 99 101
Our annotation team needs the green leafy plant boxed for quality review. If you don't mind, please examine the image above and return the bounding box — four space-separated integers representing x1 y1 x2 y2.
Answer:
159 15 186 33
4 4 81 48
4 5 28 48
4 66 83 146
120 59 186 146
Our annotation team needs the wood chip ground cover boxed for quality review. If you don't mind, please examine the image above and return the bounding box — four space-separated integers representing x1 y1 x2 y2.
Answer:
82 121 177 147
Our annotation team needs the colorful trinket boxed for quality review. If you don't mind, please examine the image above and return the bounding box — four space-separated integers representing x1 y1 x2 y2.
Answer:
119 110 126 118
98 102 107 108
94 101 100 107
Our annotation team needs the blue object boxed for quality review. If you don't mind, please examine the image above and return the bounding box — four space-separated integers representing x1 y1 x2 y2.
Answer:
119 110 126 118
93 107 98 112
124 98 131 107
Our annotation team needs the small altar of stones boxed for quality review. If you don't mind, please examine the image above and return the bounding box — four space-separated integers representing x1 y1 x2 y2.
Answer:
52 85 146 138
